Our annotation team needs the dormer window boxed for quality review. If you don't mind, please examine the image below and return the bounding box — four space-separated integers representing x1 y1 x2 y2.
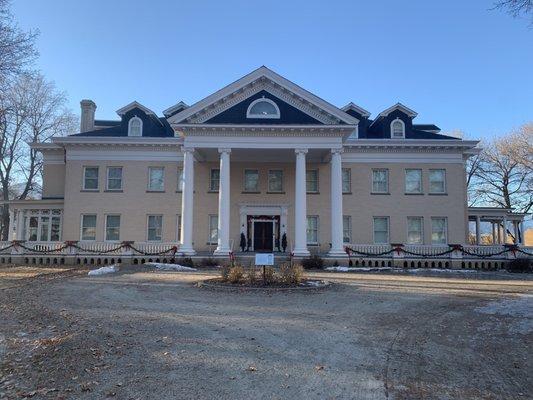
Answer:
391 118 405 138
128 116 143 136
246 97 280 119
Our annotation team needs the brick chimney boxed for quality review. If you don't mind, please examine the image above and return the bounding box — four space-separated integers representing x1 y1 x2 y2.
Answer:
80 99 96 133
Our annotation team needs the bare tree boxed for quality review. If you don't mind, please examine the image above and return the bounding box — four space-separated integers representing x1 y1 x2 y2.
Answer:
493 0 533 24
0 73 76 239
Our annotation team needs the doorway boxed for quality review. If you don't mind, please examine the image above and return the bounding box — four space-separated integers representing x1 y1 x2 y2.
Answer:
253 221 274 252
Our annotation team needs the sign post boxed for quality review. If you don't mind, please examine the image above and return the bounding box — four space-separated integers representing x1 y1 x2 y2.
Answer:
255 253 274 284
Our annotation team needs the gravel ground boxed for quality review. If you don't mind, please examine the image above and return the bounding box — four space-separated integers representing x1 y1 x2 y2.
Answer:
0 265 532 400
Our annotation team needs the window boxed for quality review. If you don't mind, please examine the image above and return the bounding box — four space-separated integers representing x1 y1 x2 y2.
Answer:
306 170 319 193
147 215 163 241
51 215 61 241
210 169 220 192
431 217 447 244
105 215 120 241
342 168 351 193
24 209 61 242
429 169 446 193
81 214 97 241
268 170 283 192
208 215 218 244
405 169 422 194
391 118 405 138
39 216 49 241
244 169 259 192
372 169 389 193
407 217 423 244
246 98 280 119
83 167 99 190
177 168 184 192
373 217 389 244
106 167 123 191
128 116 142 136
176 215 182 242
343 216 352 243
148 167 164 191
306 216 319 244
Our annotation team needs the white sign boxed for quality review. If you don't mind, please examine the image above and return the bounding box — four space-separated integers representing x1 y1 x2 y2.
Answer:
255 253 274 266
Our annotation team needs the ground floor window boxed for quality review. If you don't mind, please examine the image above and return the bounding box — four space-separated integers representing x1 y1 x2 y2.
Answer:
306 216 319 244
373 217 389 244
23 209 62 242
343 216 352 243
81 214 96 241
407 217 423 244
208 215 218 244
176 215 182 242
431 217 447 244
105 215 121 241
147 215 163 241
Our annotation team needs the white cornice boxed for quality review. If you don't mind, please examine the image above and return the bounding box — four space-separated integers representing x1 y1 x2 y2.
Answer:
52 137 183 146
116 101 157 116
343 139 479 150
167 66 359 125
376 103 418 118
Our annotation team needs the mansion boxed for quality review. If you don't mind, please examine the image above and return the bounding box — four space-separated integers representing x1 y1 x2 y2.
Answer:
5 67 528 258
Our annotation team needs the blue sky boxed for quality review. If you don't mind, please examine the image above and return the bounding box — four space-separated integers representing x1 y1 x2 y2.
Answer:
12 0 533 138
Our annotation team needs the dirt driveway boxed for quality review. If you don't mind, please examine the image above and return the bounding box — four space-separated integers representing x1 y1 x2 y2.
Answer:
0 265 532 400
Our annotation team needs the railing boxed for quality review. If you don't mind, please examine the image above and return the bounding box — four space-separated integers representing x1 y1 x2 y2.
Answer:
0 241 12 254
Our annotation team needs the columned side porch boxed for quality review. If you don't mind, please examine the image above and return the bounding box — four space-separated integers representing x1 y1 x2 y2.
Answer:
467 207 527 245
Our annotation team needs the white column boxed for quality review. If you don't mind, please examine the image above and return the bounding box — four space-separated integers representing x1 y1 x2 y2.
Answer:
214 148 231 255
8 209 15 240
180 148 196 255
293 148 309 256
328 148 346 257
502 216 508 244
491 222 496 244
519 221 525 245
16 209 24 240
497 222 501 244
475 215 481 245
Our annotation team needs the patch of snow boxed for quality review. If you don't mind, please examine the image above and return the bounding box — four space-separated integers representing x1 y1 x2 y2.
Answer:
88 265 119 276
146 262 197 272
304 280 323 287
326 266 392 272
406 268 478 274
476 295 533 334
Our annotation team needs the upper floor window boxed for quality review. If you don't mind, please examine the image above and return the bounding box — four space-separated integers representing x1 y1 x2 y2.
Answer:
306 169 319 193
106 167 123 191
429 169 446 193
83 166 99 190
148 167 164 191
405 169 422 194
372 169 389 193
244 169 259 192
246 97 280 119
342 168 351 193
128 116 143 136
177 168 184 192
268 170 283 192
391 118 405 138
210 169 220 192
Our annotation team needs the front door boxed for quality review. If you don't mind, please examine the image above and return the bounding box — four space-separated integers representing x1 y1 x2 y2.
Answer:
253 221 273 252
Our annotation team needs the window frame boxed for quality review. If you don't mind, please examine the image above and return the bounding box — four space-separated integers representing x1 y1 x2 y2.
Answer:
82 166 99 191
23 209 62 242
267 169 284 193
405 169 423 194
209 168 220 192
431 217 448 245
406 216 424 244
106 166 123 191
429 169 447 194
80 214 97 241
104 214 121 242
372 168 389 194
306 169 319 193
306 215 319 245
243 169 260 192
390 118 405 139
342 168 352 194
246 98 281 119
343 215 352 243
177 167 184 192
208 214 218 245
147 166 165 192
128 116 143 136
147 214 163 242
373 216 390 244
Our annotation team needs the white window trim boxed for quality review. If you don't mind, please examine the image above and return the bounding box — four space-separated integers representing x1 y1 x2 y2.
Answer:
128 116 143 136
373 216 390 244
106 166 123 191
306 215 319 245
306 169 319 193
80 214 97 241
406 216 424 245
390 118 405 139
243 169 260 192
429 169 447 194
104 214 121 242
147 166 165 192
431 217 448 245
147 214 163 242
208 214 219 245
82 166 99 191
342 168 352 193
267 169 284 193
246 97 281 119
372 168 389 194
405 169 423 194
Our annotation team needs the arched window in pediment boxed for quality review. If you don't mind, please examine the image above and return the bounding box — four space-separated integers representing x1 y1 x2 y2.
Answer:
246 97 280 119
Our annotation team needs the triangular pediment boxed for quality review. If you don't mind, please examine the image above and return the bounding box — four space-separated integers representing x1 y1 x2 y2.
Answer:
167 66 358 126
